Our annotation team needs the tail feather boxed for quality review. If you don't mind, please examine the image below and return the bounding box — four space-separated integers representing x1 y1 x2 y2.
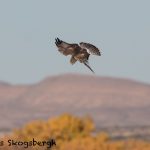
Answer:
84 62 95 74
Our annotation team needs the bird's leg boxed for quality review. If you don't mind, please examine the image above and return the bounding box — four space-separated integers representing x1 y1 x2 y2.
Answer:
84 62 95 74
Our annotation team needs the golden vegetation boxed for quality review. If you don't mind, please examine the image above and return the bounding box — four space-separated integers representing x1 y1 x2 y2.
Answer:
1 113 150 150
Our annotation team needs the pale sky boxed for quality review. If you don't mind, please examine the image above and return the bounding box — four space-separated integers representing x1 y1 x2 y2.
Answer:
0 0 150 84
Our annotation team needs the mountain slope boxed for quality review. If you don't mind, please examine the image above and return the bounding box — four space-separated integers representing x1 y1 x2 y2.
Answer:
0 74 150 132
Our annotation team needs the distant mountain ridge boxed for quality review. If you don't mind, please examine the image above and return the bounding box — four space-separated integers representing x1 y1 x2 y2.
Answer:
0 74 150 132
0 81 11 86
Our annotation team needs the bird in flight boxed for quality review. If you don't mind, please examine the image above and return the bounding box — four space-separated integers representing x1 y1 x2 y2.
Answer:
55 38 101 73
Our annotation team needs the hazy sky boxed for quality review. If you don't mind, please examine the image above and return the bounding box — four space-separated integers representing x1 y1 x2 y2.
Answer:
0 0 150 84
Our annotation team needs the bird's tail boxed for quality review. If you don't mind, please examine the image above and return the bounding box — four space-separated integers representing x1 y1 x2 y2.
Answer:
84 62 95 74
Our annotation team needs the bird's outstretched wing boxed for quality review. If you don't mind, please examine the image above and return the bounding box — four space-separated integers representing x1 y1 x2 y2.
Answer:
55 38 77 56
79 42 101 56
84 62 95 74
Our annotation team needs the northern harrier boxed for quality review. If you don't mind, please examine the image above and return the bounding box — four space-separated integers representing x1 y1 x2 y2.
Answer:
55 38 101 73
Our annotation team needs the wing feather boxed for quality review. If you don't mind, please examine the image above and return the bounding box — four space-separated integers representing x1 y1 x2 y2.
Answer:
79 42 101 56
55 38 78 56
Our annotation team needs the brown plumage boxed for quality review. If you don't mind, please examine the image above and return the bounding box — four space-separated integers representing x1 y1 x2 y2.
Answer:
55 38 101 73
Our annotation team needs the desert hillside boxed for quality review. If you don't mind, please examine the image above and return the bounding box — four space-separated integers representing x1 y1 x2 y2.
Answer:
0 74 150 132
